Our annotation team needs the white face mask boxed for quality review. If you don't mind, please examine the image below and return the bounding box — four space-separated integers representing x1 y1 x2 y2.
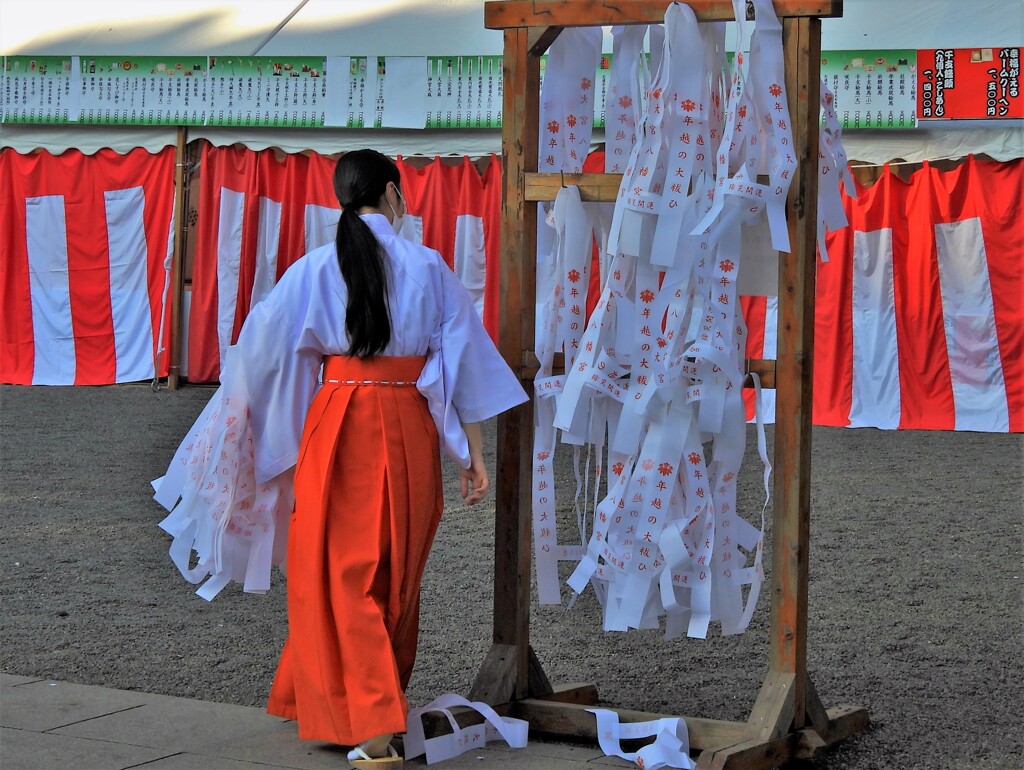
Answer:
388 186 406 235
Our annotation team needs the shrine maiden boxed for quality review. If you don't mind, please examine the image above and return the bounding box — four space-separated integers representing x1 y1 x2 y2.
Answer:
153 149 527 768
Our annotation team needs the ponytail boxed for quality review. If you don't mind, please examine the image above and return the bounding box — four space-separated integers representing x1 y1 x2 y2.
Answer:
333 150 401 358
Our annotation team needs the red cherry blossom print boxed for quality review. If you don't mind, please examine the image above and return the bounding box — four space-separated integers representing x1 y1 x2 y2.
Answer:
658 462 674 476
537 452 550 461
567 269 581 283
618 95 633 108
612 461 625 475
681 98 696 111
769 83 783 97
642 459 655 471
640 289 656 303
719 258 735 272
580 77 592 90
688 451 702 465
567 114 577 127
738 105 747 118
547 120 560 133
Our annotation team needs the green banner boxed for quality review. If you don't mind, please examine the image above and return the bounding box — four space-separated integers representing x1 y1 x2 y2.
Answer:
3 51 924 130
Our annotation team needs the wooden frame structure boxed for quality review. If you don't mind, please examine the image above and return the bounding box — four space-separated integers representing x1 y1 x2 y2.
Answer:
469 2 870 767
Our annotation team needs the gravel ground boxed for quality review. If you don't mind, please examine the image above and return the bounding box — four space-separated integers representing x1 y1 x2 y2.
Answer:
1 382 1021 769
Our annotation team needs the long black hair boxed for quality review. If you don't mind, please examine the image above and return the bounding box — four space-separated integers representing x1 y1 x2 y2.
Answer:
333 149 401 358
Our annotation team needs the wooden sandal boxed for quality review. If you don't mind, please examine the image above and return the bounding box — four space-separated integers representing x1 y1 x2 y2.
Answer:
346 744 403 768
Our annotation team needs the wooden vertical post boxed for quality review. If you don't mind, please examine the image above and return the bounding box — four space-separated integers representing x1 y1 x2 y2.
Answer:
167 127 189 391
766 15 822 729
471 25 543 705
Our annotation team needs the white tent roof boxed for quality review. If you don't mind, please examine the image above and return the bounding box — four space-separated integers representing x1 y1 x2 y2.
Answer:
3 0 1021 56
2 0 1022 159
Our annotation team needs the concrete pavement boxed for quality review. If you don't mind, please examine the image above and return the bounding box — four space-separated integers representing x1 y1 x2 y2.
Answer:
0 674 637 770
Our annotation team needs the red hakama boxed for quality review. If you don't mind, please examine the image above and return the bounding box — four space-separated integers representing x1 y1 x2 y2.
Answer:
267 355 442 745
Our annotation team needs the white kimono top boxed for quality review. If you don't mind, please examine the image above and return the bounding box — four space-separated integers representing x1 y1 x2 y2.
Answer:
154 213 527 599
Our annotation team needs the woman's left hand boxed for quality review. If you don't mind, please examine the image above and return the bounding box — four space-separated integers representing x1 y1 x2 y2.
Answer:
459 460 489 505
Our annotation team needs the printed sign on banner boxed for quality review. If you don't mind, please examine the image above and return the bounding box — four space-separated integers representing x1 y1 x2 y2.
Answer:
918 47 1022 120
820 50 917 128
207 56 327 127
76 56 208 126
3 56 79 123
425 56 504 128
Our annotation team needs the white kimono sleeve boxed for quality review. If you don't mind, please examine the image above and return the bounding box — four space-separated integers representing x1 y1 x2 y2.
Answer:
418 259 528 467
152 288 322 601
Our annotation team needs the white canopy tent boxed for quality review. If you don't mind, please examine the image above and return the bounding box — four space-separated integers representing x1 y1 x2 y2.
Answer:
2 0 1021 160
3 0 1019 58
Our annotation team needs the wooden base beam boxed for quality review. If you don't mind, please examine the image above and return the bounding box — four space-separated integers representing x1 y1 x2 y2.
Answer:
796 705 870 758
507 698 749 752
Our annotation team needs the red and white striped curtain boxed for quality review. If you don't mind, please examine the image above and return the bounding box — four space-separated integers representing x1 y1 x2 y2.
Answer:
186 145 340 382
2 146 1020 433
742 156 1022 432
186 144 502 382
0 147 175 385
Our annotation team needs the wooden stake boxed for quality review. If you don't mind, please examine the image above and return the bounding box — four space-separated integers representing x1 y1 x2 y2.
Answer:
167 127 189 390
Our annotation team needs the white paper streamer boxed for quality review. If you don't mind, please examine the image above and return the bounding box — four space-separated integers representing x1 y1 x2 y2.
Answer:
404 694 528 765
539 28 603 173
588 708 695 770
817 78 858 261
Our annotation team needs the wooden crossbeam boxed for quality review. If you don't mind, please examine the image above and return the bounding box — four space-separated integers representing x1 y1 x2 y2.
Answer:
485 0 844 28
525 171 776 202
525 171 622 202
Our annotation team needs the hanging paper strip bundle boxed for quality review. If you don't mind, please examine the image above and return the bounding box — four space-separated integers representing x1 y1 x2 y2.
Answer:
531 27 605 604
152 342 295 601
532 0 852 640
